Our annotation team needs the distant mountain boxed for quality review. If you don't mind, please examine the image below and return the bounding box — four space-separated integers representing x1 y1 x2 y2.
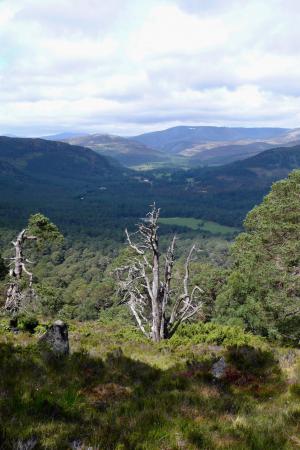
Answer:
42 126 300 169
42 132 89 141
132 126 290 155
63 134 167 167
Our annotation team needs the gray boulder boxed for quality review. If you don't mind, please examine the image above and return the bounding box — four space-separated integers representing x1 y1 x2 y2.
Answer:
211 357 227 379
39 320 69 355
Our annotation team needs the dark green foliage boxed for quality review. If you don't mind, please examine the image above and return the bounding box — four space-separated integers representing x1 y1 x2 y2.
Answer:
215 170 300 343
190 262 228 320
27 213 62 244
35 284 64 315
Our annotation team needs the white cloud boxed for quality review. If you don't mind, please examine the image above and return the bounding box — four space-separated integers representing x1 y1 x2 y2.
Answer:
0 0 300 135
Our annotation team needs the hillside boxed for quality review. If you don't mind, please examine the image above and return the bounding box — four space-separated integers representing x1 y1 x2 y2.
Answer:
187 145 300 190
150 145 300 226
186 141 273 165
0 136 124 183
0 136 146 234
63 134 166 167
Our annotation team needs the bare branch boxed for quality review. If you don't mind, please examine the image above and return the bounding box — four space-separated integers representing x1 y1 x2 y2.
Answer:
21 263 33 288
128 296 150 338
125 229 144 255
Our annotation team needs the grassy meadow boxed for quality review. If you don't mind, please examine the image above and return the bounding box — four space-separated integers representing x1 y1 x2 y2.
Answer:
159 217 239 235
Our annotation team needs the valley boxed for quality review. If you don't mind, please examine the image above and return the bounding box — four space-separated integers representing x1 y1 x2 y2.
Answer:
2 131 300 238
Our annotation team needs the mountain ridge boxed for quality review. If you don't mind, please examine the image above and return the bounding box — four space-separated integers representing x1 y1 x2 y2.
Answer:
131 125 290 153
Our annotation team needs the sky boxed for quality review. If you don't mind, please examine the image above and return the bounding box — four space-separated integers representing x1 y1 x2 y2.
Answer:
1 0 300 136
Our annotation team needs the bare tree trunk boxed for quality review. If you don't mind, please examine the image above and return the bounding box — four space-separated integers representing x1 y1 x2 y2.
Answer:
5 229 36 313
5 282 23 314
160 236 176 339
151 233 161 342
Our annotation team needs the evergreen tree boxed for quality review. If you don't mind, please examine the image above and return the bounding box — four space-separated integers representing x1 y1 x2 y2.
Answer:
215 170 300 343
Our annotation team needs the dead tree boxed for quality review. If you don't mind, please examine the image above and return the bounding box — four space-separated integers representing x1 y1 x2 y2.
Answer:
116 205 203 342
5 213 62 315
5 229 37 314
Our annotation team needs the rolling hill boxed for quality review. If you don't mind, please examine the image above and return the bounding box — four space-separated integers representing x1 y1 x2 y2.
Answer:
63 134 167 167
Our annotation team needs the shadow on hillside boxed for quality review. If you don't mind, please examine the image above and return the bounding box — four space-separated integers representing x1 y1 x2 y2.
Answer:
0 342 288 449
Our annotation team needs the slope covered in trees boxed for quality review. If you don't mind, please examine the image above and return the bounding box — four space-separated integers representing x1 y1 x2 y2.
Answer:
160 145 300 226
0 136 148 235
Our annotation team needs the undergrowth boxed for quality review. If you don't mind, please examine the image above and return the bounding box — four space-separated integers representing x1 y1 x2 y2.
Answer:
0 318 299 449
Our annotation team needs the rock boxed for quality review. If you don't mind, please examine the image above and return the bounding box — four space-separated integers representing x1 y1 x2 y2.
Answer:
211 357 227 379
16 437 38 450
279 349 297 369
70 440 96 450
38 320 69 355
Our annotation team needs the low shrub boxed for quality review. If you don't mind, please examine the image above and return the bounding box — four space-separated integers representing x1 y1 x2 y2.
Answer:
17 315 39 333
168 322 265 348
226 345 276 375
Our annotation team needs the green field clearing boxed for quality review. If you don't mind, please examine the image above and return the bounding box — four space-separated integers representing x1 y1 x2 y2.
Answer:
159 217 240 234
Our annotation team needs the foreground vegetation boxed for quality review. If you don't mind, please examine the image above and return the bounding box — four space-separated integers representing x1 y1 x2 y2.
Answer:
0 319 299 449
